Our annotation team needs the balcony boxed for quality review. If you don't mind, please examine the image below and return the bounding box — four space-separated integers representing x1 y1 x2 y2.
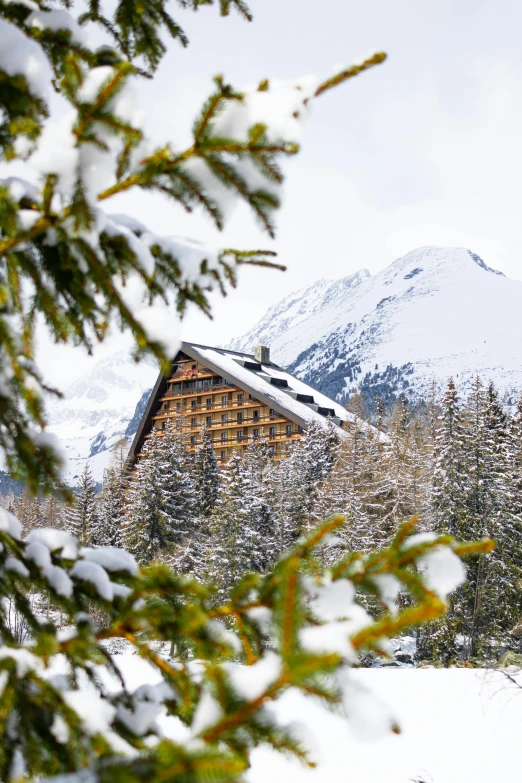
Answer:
184 430 300 448
153 412 288 430
158 398 262 414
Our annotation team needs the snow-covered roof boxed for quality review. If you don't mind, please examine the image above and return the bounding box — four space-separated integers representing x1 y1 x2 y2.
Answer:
127 341 372 467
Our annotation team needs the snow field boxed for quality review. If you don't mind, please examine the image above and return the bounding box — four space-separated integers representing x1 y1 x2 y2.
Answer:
110 653 522 783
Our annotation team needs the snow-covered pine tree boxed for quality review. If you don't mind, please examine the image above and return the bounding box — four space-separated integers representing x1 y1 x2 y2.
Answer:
98 466 126 547
427 379 468 537
428 376 522 658
123 421 197 562
270 444 309 557
298 418 340 530
123 429 170 562
243 438 278 572
419 379 469 661
474 381 522 645
205 450 260 598
194 424 220 519
66 464 98 546
160 419 198 544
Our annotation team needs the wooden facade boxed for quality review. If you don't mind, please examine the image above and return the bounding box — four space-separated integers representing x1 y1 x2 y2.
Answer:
150 351 303 464
127 342 353 471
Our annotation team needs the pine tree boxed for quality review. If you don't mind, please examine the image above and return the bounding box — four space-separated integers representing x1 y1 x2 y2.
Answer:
66 464 98 546
161 419 198 543
427 379 468 537
470 381 522 649
97 466 126 547
418 379 469 661
123 430 171 562
123 422 196 562
194 424 220 519
205 450 261 598
298 419 341 529
420 377 522 660
271 445 309 556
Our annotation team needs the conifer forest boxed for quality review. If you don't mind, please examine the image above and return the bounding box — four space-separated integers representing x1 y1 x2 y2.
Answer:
6 376 521 667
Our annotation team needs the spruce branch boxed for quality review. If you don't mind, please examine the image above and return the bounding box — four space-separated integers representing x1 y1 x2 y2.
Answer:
314 52 388 98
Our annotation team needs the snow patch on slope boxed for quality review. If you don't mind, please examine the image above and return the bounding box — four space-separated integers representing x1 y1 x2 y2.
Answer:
46 352 157 484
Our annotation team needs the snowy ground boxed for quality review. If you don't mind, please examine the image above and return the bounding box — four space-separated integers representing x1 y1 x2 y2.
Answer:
111 653 522 783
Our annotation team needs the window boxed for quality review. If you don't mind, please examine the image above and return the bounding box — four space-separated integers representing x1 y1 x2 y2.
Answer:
237 393 243 402
298 425 304 434
269 408 275 416
237 430 243 442
237 412 243 424
268 446 275 457
206 398 212 408
190 436 196 445
161 421 166 431
206 416 212 425
176 402 182 411
253 410 260 421
192 364 197 370
191 417 197 427
221 432 228 443
221 450 226 461
191 399 197 410
269 426 275 438
222 413 228 423
222 395 228 407
286 424 293 436
173 382 181 391
253 428 259 439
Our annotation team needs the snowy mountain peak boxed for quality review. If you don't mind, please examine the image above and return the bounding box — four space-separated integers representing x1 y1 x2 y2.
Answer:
230 246 521 410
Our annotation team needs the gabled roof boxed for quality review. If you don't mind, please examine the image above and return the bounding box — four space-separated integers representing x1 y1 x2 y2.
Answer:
127 341 370 467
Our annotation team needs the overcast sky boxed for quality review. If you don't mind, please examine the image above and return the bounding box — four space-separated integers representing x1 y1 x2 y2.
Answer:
38 0 522 385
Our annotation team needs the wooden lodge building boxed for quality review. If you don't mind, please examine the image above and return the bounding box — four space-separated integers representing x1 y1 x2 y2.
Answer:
127 342 358 468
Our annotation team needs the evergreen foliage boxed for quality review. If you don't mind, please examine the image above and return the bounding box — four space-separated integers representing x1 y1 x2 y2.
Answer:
66 464 98 546
123 422 197 562
98 465 126 547
205 448 265 598
194 424 220 519
0 508 488 783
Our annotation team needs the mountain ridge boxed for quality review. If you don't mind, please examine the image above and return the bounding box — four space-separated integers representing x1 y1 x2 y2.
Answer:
230 246 522 411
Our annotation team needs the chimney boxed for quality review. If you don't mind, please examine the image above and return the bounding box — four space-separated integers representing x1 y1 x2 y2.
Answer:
254 345 270 365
